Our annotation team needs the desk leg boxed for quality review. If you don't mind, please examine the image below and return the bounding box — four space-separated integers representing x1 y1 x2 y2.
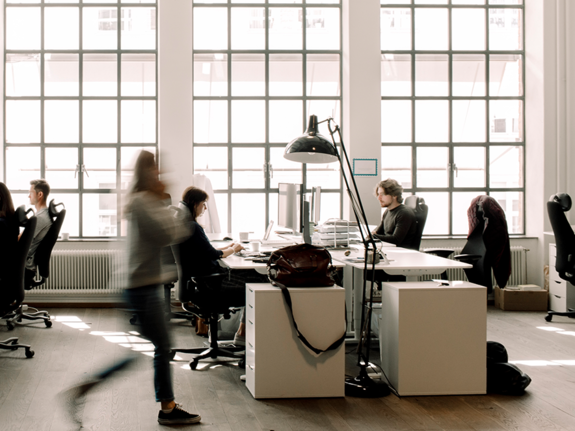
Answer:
353 267 364 342
343 265 355 339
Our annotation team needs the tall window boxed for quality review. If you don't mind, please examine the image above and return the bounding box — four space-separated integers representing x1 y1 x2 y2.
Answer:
3 0 157 238
380 0 525 236
192 0 343 234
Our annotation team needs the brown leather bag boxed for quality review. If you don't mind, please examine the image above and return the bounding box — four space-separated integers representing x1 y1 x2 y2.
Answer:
267 244 344 355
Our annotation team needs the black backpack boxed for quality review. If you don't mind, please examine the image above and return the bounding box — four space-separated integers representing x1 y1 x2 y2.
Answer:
486 341 531 395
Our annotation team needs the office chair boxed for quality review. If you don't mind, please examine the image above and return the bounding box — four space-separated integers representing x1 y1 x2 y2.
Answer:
171 242 244 370
545 193 575 322
1 207 36 358
404 195 428 250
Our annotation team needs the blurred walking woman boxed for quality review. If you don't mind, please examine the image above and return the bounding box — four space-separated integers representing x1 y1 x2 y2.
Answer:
0 182 18 282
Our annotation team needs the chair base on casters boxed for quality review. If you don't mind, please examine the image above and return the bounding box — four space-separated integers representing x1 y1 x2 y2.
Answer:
0 337 34 358
545 310 575 322
172 313 244 370
3 306 52 330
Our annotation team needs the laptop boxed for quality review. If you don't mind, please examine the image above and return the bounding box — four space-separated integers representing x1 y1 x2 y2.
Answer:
259 221 296 246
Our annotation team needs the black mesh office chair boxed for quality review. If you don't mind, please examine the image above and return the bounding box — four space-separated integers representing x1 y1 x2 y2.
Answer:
170 241 244 370
404 195 428 250
1 207 36 357
545 193 575 322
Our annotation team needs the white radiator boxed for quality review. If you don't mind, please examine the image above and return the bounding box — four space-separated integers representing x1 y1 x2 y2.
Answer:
420 246 529 287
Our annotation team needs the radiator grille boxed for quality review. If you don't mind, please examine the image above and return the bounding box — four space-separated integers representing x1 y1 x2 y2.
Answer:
420 246 528 287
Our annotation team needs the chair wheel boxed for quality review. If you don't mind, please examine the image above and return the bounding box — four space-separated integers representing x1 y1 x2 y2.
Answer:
168 350 176 361
129 316 138 325
238 359 245 369
45 320 52 328
25 349 34 358
190 360 198 370
7 323 14 331
545 314 553 322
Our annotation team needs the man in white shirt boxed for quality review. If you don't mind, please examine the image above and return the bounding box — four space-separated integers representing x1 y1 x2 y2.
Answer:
23 179 53 286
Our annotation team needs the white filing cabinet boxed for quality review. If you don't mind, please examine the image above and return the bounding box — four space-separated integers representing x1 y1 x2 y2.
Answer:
548 244 575 312
379 281 487 396
245 283 345 399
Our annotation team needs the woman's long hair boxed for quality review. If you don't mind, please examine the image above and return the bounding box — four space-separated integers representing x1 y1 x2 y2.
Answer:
124 150 163 214
0 182 15 220
182 186 208 222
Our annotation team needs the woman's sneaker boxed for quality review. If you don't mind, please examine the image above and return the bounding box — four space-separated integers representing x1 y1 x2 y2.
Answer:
158 403 201 425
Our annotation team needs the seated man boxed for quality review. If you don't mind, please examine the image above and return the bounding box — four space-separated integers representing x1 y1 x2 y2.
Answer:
372 178 417 250
23 179 53 286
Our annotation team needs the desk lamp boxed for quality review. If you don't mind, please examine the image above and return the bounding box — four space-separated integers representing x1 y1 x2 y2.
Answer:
284 115 390 398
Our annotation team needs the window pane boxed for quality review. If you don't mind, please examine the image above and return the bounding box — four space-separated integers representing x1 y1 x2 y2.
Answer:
83 148 117 189
489 0 521 3
454 147 485 187
381 146 412 188
83 101 118 143
214 194 228 234
51 193 79 238
231 7 265 50
489 100 522 142
306 8 339 50
381 0 410 3
232 148 265 189
231 194 265 233
452 192 482 235
270 147 302 188
416 192 448 235
382 101 411 143
306 162 340 190
122 54 156 96
453 54 485 97
489 8 522 50
319 192 341 223
415 0 447 3
269 192 278 227
6 7 41 50
381 8 411 50
269 8 302 50
45 7 79 49
83 8 118 50
489 54 523 96
193 147 228 190
121 146 156 189
5 147 40 190
193 8 227 49
452 100 486 142
415 8 448 51
490 145 523 188
83 194 117 237
453 0 485 3
232 54 265 96
490 191 523 234
6 53 40 97
83 54 117 97
452 9 485 51
194 100 228 144
45 54 79 96
269 101 303 143
270 54 302 96
194 54 228 97
231 101 265 143
415 101 448 143
121 100 156 143
45 100 79 143
381 54 411 97
416 147 448 187
415 54 448 96
45 148 78 189
121 7 156 50
6 100 40 143
306 54 340 97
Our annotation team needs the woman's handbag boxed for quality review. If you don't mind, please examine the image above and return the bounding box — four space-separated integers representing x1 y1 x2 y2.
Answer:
267 243 345 355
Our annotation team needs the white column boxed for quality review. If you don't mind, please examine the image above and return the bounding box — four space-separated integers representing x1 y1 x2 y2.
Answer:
342 0 382 227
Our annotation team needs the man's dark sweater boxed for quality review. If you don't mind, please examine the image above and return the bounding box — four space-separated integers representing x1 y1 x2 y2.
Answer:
373 204 418 249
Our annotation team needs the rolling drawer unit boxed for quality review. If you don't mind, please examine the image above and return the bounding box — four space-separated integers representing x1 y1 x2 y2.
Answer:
549 244 575 312
245 283 345 399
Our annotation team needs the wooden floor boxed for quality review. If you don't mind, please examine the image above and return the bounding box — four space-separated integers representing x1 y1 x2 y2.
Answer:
1 306 575 431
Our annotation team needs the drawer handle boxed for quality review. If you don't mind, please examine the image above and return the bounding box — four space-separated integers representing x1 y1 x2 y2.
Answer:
554 295 561 298
249 304 253 308
249 288 253 293
248 320 254 325
555 280 562 284
248 365 254 371
248 342 253 348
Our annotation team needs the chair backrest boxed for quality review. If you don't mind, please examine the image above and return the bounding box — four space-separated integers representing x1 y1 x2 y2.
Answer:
34 199 66 278
461 209 492 290
547 193 575 283
404 195 428 250
1 207 37 314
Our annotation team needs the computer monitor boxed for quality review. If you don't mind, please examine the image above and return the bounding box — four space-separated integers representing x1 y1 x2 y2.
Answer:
311 186 321 224
278 183 303 233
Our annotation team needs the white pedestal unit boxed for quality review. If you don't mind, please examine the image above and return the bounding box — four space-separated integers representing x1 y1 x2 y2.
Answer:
549 244 575 312
245 283 345 399
378 281 487 396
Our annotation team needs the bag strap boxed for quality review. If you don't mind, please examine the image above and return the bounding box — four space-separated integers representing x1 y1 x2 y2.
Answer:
274 279 346 355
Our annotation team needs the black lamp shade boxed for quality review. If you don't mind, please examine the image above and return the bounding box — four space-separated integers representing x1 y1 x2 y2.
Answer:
284 115 338 164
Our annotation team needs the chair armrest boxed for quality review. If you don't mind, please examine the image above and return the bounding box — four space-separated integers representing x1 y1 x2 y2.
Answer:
424 248 455 259
453 254 482 264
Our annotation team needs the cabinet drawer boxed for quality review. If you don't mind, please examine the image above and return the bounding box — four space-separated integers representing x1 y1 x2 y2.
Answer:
245 301 255 324
549 277 567 296
550 293 567 312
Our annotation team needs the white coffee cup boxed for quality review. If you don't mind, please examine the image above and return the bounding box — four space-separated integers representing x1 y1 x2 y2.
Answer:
250 241 260 252
61 232 70 241
239 232 249 242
